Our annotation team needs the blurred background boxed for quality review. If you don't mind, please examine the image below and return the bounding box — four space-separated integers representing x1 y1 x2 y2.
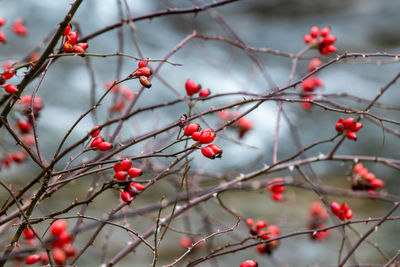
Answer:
0 0 400 266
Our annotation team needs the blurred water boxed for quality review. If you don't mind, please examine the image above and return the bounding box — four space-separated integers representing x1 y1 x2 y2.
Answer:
1 0 400 266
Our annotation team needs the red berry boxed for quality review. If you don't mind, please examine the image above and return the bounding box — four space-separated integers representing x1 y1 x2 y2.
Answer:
240 259 259 267
199 88 211 97
308 58 322 73
326 45 337 53
353 163 364 174
185 79 200 96
73 45 85 54
370 178 385 188
364 172 375 182
9 152 26 163
271 192 283 201
267 225 280 235
138 59 149 68
91 136 103 148
303 34 312 43
330 202 341 216
120 191 132 202
25 254 41 265
67 31 78 45
113 162 123 172
198 128 215 144
63 41 74 53
52 248 67 265
114 171 127 181
0 30 6 43
90 125 101 137
51 219 67 236
23 228 35 240
256 220 267 229
127 182 144 195
4 84 18 94
12 19 27 36
245 218 254 227
53 231 72 247
63 243 76 257
63 24 71 36
97 142 112 151
191 131 201 141
0 17 5 27
127 167 142 178
323 35 336 45
201 144 222 159
320 27 330 37
346 131 357 140
310 26 319 38
75 42 88 50
40 252 49 265
335 122 344 133
353 122 362 132
134 67 152 77
180 237 192 248
17 120 32 134
120 159 132 171
184 123 200 136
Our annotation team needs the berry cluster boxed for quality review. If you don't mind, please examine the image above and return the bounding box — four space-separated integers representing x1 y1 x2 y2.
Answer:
240 260 259 267
352 163 385 196
1 61 17 94
113 158 142 182
308 201 330 241
24 219 75 265
266 178 285 201
120 182 144 203
183 123 222 159
89 125 112 151
134 59 152 88
62 24 88 54
335 117 362 140
104 82 135 113
217 110 253 138
18 95 43 118
330 202 353 221
245 218 280 255
185 79 210 97
300 58 323 110
303 26 337 55
12 18 28 36
0 17 28 43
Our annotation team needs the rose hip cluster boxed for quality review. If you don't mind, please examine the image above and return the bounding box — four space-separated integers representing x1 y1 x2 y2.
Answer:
300 58 323 110
217 110 253 139
330 202 353 221
352 163 385 196
183 123 222 159
335 117 362 140
266 178 285 202
240 260 259 267
1 61 17 94
24 219 75 265
104 82 135 113
0 17 27 43
245 218 280 255
308 201 330 241
62 24 88 54
89 125 112 151
303 26 337 55
185 79 210 97
112 158 144 202
134 59 152 88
